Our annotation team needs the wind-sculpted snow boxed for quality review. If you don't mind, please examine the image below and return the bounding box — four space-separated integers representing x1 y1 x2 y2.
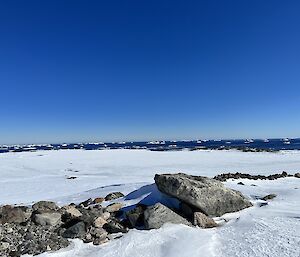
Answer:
31 224 219 257
1 149 300 205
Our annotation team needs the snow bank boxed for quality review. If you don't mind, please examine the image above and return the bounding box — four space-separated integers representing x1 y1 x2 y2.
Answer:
32 224 218 257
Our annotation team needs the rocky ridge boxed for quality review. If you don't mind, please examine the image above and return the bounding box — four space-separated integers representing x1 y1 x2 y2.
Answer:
0 173 262 256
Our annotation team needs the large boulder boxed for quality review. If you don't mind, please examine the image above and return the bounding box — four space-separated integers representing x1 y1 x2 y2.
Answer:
144 203 191 229
155 173 252 217
62 221 86 239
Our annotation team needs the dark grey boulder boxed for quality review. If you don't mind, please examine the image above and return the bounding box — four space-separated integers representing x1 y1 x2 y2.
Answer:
62 221 86 239
1 206 31 224
103 219 128 233
144 203 191 229
155 173 252 217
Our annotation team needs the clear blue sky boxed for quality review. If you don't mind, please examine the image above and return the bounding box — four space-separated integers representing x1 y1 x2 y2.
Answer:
1 0 300 144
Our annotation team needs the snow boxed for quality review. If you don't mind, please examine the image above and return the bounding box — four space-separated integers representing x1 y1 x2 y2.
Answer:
32 224 218 257
1 149 300 257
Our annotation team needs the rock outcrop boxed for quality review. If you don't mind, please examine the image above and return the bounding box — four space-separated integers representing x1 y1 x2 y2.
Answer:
0 197 126 256
213 171 295 181
0 172 257 256
155 173 252 216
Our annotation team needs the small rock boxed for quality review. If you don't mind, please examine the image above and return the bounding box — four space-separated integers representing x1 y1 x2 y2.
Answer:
105 192 124 201
105 203 123 213
93 237 109 245
0 242 10 251
34 212 62 226
261 194 277 201
93 197 105 204
83 233 93 243
103 219 128 233
63 206 82 218
62 221 86 239
90 227 108 239
295 173 300 178
80 198 93 207
193 212 218 228
32 201 59 213
237 182 245 185
102 212 110 220
94 216 107 228
144 203 191 229
66 176 77 180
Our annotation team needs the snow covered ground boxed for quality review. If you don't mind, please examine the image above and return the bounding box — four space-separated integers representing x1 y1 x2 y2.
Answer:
1 149 300 256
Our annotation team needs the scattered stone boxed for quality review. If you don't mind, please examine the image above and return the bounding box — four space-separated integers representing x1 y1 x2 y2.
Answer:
102 212 110 220
144 203 191 229
105 203 123 213
66 176 77 180
0 242 10 251
155 173 252 216
80 198 93 207
94 216 107 228
237 182 245 185
193 212 218 228
83 233 93 243
0 222 69 256
32 201 59 213
62 221 86 239
261 194 277 201
214 171 293 182
63 205 82 218
105 192 124 201
89 227 108 241
93 237 109 245
93 197 105 204
33 212 62 226
103 219 128 233
295 173 300 178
